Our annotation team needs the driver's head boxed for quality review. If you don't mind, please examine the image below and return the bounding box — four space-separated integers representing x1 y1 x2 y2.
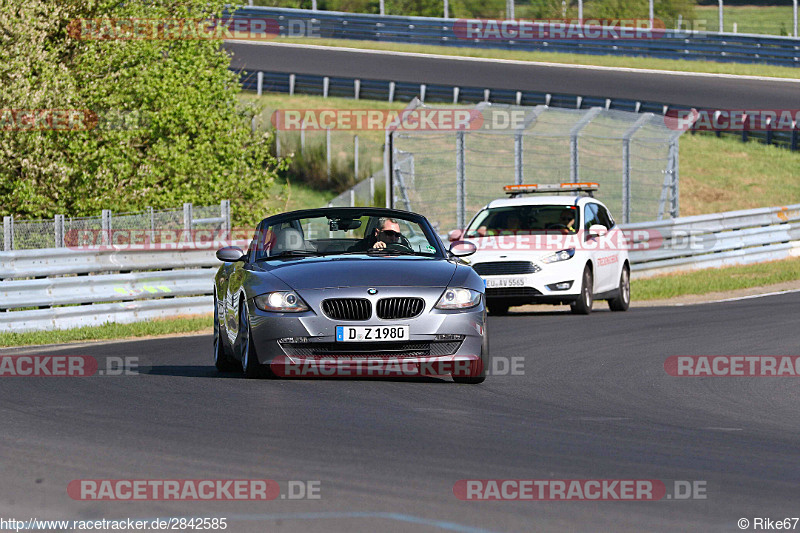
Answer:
375 217 401 243
559 209 575 225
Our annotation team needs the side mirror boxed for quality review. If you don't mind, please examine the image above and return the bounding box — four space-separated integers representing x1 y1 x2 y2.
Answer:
216 246 245 262
448 229 463 242
588 224 608 238
449 240 477 257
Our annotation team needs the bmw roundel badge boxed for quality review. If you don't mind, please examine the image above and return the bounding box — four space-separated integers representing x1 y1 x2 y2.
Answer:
367 288 378 295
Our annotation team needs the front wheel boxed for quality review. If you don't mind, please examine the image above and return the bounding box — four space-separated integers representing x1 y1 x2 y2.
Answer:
214 296 237 371
570 266 593 315
238 302 266 379
608 264 631 312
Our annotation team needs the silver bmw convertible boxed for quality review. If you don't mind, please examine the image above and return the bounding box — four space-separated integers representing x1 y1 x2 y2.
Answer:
213 207 487 383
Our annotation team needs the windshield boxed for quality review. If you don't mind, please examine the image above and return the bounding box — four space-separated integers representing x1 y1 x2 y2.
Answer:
465 205 580 236
250 211 442 260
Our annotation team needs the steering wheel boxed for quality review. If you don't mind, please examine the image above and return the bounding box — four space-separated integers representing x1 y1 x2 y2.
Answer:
546 223 568 230
383 242 413 252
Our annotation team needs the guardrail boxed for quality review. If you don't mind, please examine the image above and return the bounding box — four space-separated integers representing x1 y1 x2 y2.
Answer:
0 245 227 334
231 6 800 66
1 204 798 332
238 70 800 152
622 204 800 278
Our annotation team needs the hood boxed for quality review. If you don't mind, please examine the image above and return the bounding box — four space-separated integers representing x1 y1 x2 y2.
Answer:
258 256 457 289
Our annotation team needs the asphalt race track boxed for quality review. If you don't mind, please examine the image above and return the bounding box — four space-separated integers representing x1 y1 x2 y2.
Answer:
2 292 800 532
224 42 800 109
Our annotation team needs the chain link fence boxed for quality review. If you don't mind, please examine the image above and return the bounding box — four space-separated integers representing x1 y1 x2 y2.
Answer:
390 102 687 234
2 201 231 251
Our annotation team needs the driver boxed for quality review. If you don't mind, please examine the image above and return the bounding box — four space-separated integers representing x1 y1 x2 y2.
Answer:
349 217 404 251
372 218 402 249
559 209 576 233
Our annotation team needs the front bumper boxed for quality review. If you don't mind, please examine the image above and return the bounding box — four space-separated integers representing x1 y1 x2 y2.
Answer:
246 286 485 366
482 264 583 305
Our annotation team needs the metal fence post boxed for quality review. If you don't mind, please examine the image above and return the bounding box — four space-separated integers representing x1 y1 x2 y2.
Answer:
456 130 466 230
256 71 263 96
221 200 231 235
101 209 111 246
183 203 192 229
326 128 332 182
514 133 523 185
55 214 65 248
369 175 375 206
354 134 359 180
289 74 295 96
323 76 329 98
569 107 601 185
621 113 653 224
3 216 13 251
350 189 355 207
669 139 680 218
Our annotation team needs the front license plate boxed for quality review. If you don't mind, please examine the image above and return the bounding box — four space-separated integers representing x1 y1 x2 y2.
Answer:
336 325 409 342
485 277 526 288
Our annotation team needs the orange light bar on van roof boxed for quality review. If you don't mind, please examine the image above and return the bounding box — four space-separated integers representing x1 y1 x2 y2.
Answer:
503 182 599 196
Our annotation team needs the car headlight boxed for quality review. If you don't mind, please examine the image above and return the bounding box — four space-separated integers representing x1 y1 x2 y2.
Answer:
540 248 575 264
435 288 482 310
254 291 309 312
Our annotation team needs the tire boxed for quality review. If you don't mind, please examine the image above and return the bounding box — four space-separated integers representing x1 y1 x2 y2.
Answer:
453 315 488 384
570 266 594 315
487 301 509 316
238 301 265 379
214 295 237 372
608 264 631 312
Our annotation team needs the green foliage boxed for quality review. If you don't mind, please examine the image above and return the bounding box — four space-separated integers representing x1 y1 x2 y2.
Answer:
0 0 284 227
282 138 367 192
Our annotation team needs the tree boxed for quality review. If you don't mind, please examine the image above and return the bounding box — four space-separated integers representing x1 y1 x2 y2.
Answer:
0 0 283 226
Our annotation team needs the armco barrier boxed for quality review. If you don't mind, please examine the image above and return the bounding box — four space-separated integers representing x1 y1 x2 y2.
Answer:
231 6 800 66
1 204 798 332
0 246 223 333
622 204 800 278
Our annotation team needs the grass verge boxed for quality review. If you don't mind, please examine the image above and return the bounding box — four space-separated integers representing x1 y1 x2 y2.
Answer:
694 5 797 35
0 315 212 348
632 256 800 300
271 36 800 79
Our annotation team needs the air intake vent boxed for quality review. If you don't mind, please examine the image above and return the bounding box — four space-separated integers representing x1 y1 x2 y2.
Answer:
376 297 425 319
472 261 541 276
321 298 372 321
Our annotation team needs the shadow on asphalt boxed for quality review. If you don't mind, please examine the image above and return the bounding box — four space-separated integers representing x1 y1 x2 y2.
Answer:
139 365 453 383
